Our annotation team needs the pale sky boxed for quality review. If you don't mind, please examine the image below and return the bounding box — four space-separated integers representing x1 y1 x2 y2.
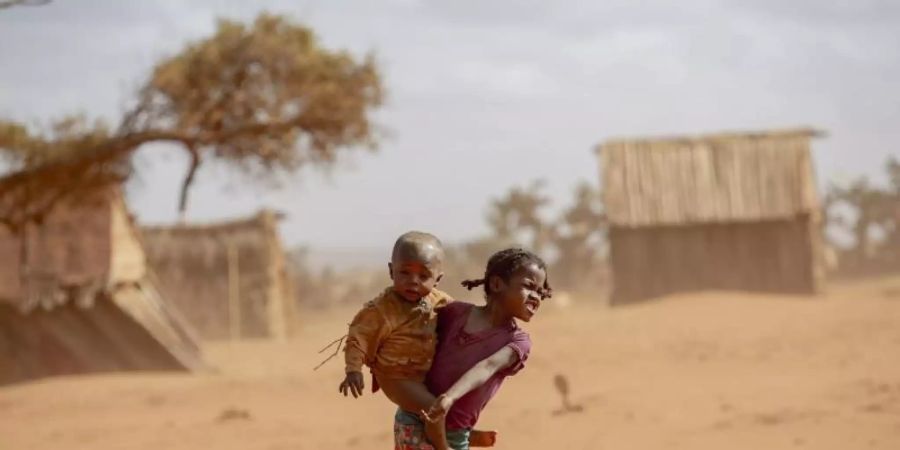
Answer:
1 0 898 257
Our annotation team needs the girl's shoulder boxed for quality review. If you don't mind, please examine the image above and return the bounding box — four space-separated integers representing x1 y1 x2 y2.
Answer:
439 299 474 315
436 300 473 330
510 327 531 347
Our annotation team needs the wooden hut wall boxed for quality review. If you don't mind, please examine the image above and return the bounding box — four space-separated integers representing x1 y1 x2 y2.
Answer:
600 128 824 303
141 212 293 340
0 191 112 306
609 217 817 304
258 212 295 339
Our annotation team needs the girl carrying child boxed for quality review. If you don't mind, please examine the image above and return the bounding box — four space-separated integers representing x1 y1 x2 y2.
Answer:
337 233 550 450
401 248 552 449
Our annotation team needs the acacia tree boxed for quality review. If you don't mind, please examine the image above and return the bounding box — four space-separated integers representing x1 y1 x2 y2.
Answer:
0 13 382 232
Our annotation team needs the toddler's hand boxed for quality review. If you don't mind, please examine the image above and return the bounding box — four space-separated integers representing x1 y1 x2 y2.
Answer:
339 371 365 398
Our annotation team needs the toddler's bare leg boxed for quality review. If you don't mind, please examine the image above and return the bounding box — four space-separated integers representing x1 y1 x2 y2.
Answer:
378 377 449 450
377 377 497 449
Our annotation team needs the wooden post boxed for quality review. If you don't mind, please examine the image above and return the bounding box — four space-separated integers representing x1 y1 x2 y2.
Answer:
260 210 286 340
226 241 241 341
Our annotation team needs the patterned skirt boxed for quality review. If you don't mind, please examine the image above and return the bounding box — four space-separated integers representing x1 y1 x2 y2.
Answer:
394 409 470 450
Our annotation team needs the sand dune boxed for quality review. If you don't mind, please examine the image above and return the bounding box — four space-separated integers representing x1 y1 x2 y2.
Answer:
2 277 900 450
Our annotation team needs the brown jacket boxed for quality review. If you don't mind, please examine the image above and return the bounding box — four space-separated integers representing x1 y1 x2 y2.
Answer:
344 287 452 384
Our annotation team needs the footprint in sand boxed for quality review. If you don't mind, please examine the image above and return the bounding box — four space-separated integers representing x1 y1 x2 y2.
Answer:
216 407 252 422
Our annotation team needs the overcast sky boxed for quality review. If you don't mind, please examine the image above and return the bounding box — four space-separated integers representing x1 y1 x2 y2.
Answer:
1 0 898 256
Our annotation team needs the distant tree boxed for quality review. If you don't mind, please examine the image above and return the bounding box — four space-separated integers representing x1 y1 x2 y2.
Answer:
476 180 607 293
888 157 900 194
881 156 900 258
486 180 552 251
551 182 606 290
0 13 382 231
824 157 900 272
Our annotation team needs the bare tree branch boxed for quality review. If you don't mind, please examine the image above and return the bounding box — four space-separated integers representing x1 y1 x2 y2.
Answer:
0 0 51 10
177 144 201 220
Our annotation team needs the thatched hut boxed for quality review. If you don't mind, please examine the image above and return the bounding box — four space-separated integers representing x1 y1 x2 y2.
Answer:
598 128 825 304
141 210 296 340
0 187 204 385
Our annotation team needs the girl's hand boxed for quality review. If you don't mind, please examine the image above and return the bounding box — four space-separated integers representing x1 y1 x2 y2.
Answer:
420 394 454 423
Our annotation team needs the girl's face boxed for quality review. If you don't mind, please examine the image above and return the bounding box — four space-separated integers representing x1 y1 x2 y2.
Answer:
490 262 547 322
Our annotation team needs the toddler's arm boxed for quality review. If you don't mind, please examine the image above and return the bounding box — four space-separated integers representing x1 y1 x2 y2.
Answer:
339 302 389 397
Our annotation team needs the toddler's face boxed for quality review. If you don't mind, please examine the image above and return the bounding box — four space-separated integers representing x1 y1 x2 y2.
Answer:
390 255 443 302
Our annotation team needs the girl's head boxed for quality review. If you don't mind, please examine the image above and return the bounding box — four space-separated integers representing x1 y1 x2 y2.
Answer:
461 248 552 322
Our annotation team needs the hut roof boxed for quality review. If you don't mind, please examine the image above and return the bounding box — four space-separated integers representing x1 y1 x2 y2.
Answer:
599 127 823 227
141 209 285 236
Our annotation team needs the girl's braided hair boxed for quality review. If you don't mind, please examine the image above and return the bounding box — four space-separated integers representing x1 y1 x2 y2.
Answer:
461 248 552 300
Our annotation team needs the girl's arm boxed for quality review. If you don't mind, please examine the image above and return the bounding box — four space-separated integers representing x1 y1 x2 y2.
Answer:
422 346 518 421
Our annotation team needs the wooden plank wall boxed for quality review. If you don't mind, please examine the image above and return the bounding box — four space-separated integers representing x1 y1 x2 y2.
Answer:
0 193 112 306
141 214 287 340
609 218 817 304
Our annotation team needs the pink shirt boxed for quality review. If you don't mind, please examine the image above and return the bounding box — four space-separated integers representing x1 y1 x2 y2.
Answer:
425 301 532 430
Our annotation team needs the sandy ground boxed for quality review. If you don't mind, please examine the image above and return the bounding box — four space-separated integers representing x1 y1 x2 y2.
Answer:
2 277 900 450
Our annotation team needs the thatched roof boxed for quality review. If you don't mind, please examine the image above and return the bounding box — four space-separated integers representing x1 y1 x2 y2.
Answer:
141 210 286 236
599 127 824 227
